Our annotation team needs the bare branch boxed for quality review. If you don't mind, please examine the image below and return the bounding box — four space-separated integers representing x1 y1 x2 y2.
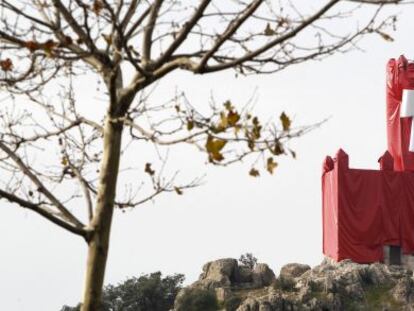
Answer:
0 188 89 239
142 0 164 66
197 0 264 71
201 0 341 73
155 0 212 66
0 140 84 228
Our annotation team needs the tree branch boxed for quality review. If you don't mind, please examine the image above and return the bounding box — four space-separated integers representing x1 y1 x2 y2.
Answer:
155 0 212 66
197 0 263 71
200 0 341 73
0 141 84 228
142 0 164 66
0 189 89 239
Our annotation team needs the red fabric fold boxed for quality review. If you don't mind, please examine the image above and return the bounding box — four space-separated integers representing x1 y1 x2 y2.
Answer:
323 161 414 262
386 55 414 171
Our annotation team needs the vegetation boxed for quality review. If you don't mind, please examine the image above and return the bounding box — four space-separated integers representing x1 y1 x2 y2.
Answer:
175 288 219 311
61 272 184 311
238 253 258 269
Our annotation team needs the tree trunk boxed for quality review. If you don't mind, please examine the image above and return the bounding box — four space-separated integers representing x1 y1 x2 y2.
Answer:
81 117 123 311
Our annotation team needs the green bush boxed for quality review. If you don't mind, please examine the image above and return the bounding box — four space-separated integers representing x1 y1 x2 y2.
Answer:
176 288 219 311
61 272 184 311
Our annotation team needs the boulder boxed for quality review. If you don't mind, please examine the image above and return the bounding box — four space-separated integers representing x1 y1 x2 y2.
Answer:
252 263 276 287
236 265 253 283
280 263 311 279
215 287 232 302
392 276 414 303
197 258 238 289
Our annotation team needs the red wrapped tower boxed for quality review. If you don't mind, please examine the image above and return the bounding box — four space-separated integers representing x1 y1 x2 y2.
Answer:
322 55 414 265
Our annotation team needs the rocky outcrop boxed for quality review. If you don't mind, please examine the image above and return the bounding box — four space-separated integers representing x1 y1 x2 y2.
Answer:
279 263 311 279
196 258 239 289
175 258 414 311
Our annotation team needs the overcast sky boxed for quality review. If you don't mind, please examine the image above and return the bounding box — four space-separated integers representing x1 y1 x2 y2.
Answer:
2 3 414 311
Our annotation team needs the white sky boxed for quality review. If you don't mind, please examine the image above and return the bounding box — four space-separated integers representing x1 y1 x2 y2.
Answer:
2 3 414 311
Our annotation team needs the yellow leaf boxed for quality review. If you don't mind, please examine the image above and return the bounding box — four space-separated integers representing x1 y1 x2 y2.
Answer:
219 112 228 129
251 117 262 140
249 168 260 177
266 157 278 174
280 112 291 131
227 110 240 126
206 135 227 162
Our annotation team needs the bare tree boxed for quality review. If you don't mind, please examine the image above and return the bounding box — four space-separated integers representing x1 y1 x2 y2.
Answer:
0 0 407 309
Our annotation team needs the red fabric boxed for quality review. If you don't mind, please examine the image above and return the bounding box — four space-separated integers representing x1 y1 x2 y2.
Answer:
322 151 414 263
322 56 414 263
386 55 414 171
322 158 338 260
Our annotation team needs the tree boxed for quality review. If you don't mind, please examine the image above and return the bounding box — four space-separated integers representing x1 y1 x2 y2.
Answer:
239 253 258 270
61 272 184 311
175 288 219 311
0 0 405 309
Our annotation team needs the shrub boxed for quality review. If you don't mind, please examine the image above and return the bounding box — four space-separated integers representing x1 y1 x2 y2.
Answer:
176 288 219 311
61 272 184 311
238 253 258 270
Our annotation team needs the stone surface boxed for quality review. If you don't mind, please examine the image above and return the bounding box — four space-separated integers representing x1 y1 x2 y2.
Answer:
236 265 253 283
280 263 311 279
252 263 276 287
197 258 238 289
174 257 414 311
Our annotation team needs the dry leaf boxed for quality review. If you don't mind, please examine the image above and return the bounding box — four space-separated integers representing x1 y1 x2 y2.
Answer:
280 112 291 131
174 187 183 195
144 163 155 176
264 23 275 36
249 168 260 177
0 58 13 72
206 135 227 162
266 157 278 174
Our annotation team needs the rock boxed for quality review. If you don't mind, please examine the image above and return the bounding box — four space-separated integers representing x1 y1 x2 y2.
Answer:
258 302 272 311
280 263 311 279
236 265 253 283
215 287 231 302
366 263 390 286
197 258 238 289
175 257 414 311
392 276 414 303
236 297 259 311
252 263 276 287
